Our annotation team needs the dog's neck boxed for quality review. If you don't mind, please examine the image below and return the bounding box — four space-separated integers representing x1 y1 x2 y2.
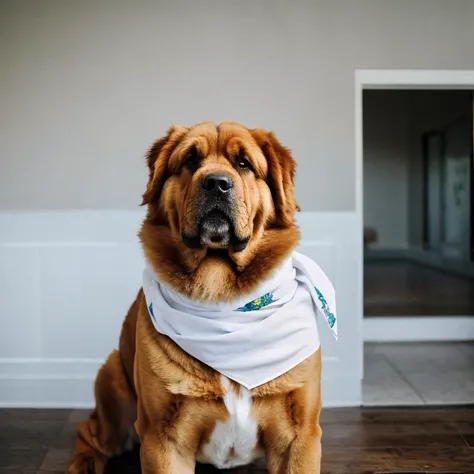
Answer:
139 222 300 303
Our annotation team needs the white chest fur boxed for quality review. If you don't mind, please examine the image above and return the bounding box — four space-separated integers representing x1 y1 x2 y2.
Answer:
200 376 260 469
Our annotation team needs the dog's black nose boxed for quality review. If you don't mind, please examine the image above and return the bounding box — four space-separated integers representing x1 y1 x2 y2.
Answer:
201 174 233 196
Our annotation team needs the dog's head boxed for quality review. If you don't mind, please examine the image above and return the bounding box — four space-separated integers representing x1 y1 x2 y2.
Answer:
139 121 300 302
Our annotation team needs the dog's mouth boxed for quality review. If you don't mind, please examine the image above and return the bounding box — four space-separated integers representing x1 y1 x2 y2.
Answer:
199 209 232 247
182 209 249 253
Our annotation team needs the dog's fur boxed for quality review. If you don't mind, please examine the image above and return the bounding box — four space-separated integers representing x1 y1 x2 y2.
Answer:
67 122 322 474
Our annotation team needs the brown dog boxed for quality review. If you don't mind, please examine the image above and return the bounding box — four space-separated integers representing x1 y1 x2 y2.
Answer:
67 122 322 474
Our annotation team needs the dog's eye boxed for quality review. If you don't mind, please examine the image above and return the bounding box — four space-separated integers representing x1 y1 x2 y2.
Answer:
184 147 198 170
238 157 251 170
237 149 252 171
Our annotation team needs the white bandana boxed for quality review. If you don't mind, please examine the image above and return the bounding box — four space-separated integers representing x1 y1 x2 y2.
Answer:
142 251 337 389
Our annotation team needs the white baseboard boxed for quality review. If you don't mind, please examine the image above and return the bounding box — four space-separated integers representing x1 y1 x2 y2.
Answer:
0 358 101 408
364 317 474 342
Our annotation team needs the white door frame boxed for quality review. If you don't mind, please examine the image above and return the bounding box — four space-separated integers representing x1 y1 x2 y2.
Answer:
355 69 474 345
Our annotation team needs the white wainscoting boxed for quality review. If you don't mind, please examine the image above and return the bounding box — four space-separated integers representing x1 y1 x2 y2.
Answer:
0 210 361 408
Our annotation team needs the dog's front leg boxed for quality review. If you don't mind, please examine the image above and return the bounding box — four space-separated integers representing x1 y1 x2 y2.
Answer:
266 428 322 474
135 396 196 474
286 430 322 474
264 363 322 474
139 433 195 474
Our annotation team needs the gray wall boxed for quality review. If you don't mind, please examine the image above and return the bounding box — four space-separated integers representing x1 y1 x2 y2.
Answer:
2 0 474 211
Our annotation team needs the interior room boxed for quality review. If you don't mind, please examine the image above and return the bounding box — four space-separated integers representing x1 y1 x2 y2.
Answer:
2 1 474 473
363 89 474 406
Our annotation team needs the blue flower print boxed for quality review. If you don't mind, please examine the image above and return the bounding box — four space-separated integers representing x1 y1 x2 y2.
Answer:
237 292 275 312
315 287 336 328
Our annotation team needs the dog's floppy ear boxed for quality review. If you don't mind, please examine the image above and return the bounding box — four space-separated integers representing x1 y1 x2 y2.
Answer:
250 129 300 226
141 126 187 205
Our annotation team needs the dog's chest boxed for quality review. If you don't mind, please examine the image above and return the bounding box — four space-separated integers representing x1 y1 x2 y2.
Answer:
199 376 261 469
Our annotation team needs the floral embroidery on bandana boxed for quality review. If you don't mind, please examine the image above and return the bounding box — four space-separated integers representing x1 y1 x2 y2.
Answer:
315 287 336 328
237 292 275 312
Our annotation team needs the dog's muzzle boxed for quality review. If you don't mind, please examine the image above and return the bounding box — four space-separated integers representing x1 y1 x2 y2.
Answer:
182 173 248 252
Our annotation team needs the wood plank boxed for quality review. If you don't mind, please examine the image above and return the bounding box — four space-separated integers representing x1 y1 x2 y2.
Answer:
321 407 474 424
323 432 467 448
364 261 474 317
2 407 474 473
322 447 474 474
322 421 474 436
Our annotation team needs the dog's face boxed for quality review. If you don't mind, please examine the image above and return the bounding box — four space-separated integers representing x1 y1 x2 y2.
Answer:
140 121 300 301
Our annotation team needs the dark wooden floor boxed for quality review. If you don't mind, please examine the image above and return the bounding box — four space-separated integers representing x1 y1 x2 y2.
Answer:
1 407 474 474
364 261 474 317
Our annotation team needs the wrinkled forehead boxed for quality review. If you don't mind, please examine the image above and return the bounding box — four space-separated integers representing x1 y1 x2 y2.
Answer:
168 122 268 177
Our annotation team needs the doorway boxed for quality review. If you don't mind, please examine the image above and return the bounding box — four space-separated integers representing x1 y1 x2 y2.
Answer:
356 71 474 406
